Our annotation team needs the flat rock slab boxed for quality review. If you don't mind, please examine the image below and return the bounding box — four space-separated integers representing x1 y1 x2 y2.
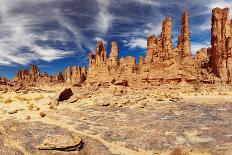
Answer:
37 134 82 151
0 119 114 155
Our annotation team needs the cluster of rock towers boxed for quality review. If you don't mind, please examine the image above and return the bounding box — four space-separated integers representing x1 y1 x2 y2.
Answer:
7 7 232 86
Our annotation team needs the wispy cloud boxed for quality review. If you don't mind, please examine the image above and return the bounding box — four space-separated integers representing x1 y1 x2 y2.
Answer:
0 0 75 66
95 0 113 34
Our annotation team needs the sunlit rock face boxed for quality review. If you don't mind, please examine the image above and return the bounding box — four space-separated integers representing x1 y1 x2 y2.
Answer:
210 7 232 84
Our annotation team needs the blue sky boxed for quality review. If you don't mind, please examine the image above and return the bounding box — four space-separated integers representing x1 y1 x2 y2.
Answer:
0 0 232 79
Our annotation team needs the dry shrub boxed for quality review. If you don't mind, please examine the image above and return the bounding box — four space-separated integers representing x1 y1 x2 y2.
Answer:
34 95 44 101
4 98 13 104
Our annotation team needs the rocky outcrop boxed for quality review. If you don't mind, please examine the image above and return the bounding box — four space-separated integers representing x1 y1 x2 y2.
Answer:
211 7 232 83
14 64 65 85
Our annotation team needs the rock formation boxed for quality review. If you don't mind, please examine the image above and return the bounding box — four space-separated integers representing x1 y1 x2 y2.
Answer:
0 76 8 85
87 11 197 86
14 64 65 85
211 7 232 83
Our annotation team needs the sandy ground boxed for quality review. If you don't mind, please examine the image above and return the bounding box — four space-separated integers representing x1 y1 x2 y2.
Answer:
0 84 231 155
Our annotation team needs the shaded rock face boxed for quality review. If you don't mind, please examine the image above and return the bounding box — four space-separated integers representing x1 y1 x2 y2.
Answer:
65 66 87 85
211 7 232 83
14 64 65 85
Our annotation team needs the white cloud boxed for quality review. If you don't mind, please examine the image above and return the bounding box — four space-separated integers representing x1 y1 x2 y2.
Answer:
132 0 160 6
0 0 75 66
96 0 113 34
125 38 147 49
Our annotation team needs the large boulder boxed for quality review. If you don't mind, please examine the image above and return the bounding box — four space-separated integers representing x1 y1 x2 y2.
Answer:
58 88 73 101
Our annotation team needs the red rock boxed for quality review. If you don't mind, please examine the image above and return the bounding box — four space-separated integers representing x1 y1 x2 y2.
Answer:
211 7 231 83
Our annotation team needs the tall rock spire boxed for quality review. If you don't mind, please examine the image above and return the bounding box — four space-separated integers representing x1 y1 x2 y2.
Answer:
161 17 173 59
65 66 71 83
211 7 231 83
96 41 107 66
109 41 119 66
145 35 157 64
181 12 191 57
89 52 95 69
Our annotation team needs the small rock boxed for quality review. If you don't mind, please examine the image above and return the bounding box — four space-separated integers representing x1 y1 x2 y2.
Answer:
51 100 59 106
39 112 46 118
25 116 31 120
8 109 18 114
102 102 110 106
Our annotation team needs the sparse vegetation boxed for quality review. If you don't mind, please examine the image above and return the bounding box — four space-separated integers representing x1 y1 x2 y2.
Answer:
15 95 29 102
4 98 13 104
28 103 34 111
34 95 44 101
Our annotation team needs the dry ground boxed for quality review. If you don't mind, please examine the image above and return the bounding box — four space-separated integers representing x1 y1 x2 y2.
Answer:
0 84 231 155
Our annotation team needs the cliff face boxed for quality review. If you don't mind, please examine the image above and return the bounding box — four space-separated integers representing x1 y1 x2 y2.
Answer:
211 7 232 83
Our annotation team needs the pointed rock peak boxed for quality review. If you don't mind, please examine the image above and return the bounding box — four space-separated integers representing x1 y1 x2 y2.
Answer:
110 41 118 58
96 40 106 54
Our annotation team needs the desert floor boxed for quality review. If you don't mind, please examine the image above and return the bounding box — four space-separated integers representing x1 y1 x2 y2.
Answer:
0 84 231 155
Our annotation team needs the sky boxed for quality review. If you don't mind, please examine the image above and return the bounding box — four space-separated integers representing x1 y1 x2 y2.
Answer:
0 0 232 79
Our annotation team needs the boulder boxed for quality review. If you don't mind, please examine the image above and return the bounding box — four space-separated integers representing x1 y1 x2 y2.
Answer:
58 88 73 101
